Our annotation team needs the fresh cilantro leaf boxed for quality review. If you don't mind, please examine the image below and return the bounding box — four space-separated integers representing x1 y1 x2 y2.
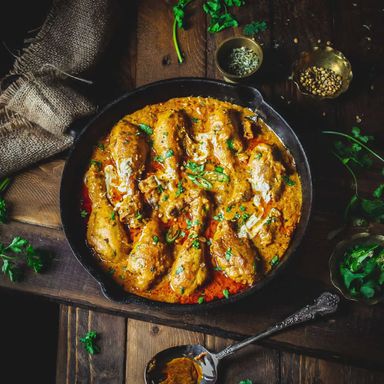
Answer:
243 20 267 36
373 184 384 199
270 255 279 267
225 247 232 261
153 235 159 245
138 123 153 135
239 380 253 384
6 237 28 253
176 181 184 197
80 209 88 218
80 331 100 355
186 161 205 174
90 159 102 169
197 296 204 304
223 288 230 299
164 149 174 159
224 0 245 6
0 237 49 281
213 212 224 222
282 175 296 186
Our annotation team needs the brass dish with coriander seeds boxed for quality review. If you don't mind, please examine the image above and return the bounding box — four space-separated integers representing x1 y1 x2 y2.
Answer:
292 46 352 99
81 96 302 305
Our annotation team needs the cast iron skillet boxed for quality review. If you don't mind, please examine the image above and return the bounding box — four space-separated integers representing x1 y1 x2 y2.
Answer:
60 77 312 312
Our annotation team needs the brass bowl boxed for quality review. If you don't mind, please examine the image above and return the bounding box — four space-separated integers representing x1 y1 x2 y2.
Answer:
329 233 384 305
215 36 263 83
292 46 353 99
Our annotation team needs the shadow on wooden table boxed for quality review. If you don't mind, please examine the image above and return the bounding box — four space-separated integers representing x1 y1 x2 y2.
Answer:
0 290 58 383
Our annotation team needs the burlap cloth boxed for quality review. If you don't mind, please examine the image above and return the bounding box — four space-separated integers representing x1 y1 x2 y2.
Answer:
0 0 116 178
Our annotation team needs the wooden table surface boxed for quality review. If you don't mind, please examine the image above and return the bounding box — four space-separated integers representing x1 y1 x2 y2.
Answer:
1 1 384 383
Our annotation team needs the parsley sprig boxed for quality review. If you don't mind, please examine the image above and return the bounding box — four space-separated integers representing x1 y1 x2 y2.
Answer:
0 237 48 282
323 127 384 222
0 177 11 224
80 331 100 355
203 0 246 33
173 0 194 63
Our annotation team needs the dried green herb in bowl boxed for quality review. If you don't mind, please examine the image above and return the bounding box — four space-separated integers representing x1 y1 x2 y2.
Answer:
215 36 263 83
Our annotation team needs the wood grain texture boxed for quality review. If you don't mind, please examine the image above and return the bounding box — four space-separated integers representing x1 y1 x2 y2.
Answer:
135 0 206 86
205 334 279 384
56 305 126 384
280 352 384 384
1 220 383 370
126 319 204 383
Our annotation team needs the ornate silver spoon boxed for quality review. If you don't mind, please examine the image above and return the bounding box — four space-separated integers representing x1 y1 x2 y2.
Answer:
144 292 340 384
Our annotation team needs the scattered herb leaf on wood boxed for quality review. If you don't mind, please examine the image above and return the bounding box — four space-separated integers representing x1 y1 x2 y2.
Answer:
80 331 100 355
0 237 49 282
203 0 246 33
243 20 267 36
323 127 384 222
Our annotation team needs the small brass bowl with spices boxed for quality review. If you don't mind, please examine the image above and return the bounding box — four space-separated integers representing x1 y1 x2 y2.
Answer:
215 36 263 83
292 46 352 99
329 233 384 305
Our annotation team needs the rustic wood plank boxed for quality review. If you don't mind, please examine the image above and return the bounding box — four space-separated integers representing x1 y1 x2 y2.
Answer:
56 305 126 384
280 351 384 384
1 220 383 370
205 334 279 384
135 0 206 86
126 318 204 383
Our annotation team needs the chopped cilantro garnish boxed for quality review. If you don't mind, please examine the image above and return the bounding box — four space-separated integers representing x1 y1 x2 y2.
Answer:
162 194 169 201
270 255 279 267
213 212 224 222
255 152 262 159
176 181 184 197
225 247 232 261
90 159 102 169
135 211 143 220
110 211 116 220
197 296 204 304
191 117 200 123
226 138 236 151
282 175 296 186
138 123 153 135
192 239 200 249
154 155 164 163
80 209 88 218
214 166 224 173
152 235 159 245
164 149 174 159
97 142 105 150
223 289 230 299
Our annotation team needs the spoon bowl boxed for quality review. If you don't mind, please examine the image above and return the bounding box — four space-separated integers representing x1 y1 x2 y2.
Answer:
144 344 218 384
144 292 340 384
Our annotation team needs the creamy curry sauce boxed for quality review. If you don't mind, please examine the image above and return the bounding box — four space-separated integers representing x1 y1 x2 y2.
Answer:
82 97 302 304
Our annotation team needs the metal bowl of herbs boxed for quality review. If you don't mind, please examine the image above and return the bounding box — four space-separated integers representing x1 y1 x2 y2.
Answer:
215 36 263 83
329 233 384 305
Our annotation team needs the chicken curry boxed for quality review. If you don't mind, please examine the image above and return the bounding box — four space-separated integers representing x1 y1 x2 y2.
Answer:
83 97 302 304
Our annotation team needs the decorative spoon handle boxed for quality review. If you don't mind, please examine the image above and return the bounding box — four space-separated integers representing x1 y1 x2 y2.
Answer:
215 292 340 360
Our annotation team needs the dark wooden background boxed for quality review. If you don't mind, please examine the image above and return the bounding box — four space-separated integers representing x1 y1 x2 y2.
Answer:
1 0 384 383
